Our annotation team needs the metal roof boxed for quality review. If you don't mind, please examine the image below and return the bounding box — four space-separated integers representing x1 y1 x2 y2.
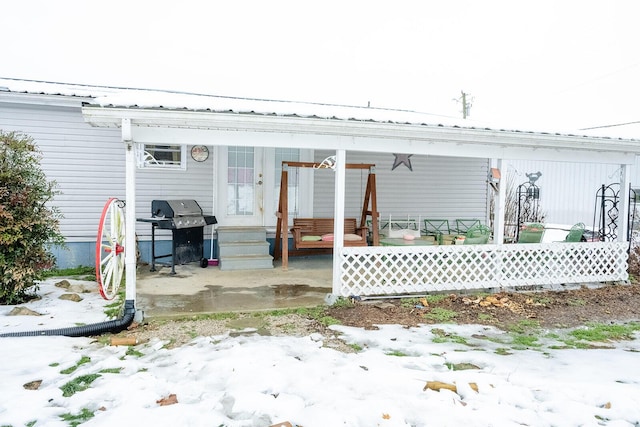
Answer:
2 77 638 143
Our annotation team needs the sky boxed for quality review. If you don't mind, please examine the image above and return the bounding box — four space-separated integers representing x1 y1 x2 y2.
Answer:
1 0 639 138
1 279 640 426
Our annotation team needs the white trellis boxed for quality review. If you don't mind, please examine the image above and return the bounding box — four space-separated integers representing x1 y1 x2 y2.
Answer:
338 242 628 297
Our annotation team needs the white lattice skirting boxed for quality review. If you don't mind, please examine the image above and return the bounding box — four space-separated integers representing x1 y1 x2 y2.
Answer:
338 242 629 297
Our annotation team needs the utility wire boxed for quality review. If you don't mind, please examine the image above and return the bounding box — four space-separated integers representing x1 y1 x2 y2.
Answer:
0 76 458 120
580 120 640 131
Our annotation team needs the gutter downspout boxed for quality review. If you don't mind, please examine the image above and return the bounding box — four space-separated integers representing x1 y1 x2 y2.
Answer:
0 300 135 337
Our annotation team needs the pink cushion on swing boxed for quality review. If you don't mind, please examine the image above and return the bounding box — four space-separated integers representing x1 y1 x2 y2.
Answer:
321 234 334 241
344 233 363 241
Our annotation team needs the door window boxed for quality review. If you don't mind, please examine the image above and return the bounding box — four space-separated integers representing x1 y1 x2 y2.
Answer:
227 147 255 216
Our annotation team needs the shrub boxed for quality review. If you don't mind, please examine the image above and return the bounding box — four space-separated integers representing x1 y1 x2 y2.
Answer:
0 130 65 304
628 245 640 277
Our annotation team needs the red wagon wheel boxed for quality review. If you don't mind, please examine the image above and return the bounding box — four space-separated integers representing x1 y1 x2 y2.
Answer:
95 198 126 300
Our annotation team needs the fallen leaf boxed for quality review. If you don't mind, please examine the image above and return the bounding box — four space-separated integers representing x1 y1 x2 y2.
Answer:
126 321 141 330
424 381 480 394
157 393 178 406
424 381 457 393
382 413 391 419
485 296 500 305
601 402 612 409
419 297 429 307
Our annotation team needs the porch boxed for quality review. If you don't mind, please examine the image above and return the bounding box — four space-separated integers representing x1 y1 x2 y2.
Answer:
80 94 640 316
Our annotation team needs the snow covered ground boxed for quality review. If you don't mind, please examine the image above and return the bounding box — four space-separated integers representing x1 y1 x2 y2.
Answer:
1 279 639 426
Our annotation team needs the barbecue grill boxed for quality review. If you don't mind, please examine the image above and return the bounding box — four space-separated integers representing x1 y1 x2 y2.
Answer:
137 199 217 274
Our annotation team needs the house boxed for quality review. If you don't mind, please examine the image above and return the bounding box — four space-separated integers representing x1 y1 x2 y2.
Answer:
1 77 639 303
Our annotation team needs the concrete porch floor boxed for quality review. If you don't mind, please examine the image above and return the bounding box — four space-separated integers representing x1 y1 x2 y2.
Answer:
135 256 333 320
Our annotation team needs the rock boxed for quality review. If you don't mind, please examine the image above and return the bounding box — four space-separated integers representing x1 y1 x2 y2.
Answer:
324 293 339 305
68 284 88 293
55 280 71 289
374 302 395 310
8 307 41 316
23 380 42 390
59 293 83 302
309 332 323 342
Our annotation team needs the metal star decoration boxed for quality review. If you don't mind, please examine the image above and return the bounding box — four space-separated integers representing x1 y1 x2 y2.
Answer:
392 153 413 171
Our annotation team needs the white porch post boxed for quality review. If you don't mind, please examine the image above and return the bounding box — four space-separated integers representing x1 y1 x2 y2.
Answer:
618 164 630 242
122 118 137 303
332 149 346 296
493 159 506 244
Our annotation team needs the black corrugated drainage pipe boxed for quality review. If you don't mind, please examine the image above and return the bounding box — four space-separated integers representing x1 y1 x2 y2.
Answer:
0 300 135 338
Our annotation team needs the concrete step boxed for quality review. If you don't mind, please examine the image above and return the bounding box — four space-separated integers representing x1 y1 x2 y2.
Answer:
218 240 270 257
217 226 267 243
220 254 274 271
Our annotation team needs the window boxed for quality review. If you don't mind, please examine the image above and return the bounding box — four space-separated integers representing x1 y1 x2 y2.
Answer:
137 144 186 169
227 146 255 216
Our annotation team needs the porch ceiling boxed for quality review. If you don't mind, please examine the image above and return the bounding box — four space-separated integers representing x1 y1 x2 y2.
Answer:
83 105 640 164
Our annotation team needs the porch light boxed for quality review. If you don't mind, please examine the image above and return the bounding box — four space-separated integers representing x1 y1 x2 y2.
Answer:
489 167 501 183
488 167 501 192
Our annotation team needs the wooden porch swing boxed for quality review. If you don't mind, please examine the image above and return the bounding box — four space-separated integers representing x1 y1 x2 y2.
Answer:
273 160 380 269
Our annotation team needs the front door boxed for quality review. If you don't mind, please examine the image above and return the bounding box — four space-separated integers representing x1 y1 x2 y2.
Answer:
218 146 265 226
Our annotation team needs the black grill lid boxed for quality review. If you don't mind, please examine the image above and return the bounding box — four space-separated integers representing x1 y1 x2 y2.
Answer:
152 200 203 218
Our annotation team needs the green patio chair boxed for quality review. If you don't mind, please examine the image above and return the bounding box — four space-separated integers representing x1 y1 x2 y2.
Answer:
564 222 585 242
423 219 451 244
423 219 450 235
463 224 491 245
517 223 545 243
455 219 481 234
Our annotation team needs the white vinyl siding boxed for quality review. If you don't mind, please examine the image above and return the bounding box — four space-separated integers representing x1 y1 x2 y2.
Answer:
504 159 639 228
312 150 490 226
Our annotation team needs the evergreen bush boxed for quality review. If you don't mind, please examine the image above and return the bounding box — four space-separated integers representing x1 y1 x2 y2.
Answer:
0 130 65 304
